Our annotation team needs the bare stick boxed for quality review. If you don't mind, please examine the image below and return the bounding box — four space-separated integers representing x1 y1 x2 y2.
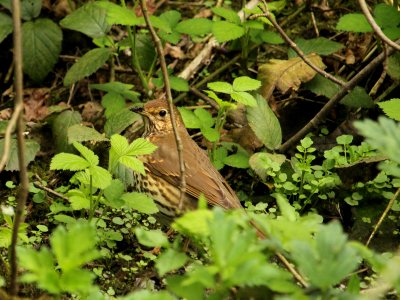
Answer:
139 0 186 210
279 39 399 152
358 0 400 51
254 0 345 87
366 187 400 247
9 0 29 295
369 45 388 97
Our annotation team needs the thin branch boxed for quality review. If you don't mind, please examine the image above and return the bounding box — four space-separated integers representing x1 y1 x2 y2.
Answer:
369 44 388 97
366 187 400 247
9 0 29 295
139 0 187 210
254 0 345 87
358 0 400 51
279 39 399 152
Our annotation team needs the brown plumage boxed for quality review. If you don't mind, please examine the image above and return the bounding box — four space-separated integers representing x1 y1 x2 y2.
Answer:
132 99 242 217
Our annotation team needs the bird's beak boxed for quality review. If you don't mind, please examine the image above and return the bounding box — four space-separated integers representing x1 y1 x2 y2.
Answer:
131 105 144 114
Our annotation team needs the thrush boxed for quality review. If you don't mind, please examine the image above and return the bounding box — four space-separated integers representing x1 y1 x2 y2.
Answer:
131 99 242 217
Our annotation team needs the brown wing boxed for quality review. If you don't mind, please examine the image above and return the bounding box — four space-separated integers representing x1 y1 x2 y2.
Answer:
145 130 242 210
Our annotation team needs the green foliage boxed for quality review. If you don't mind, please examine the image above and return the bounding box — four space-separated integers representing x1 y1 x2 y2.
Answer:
378 99 400 121
288 37 344 58
178 107 220 142
0 12 13 43
0 138 40 171
336 13 372 33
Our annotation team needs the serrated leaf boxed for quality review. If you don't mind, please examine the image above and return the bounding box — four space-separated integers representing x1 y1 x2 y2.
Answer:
64 48 112 86
207 81 233 94
105 109 140 137
72 142 98 166
200 127 220 142
135 227 169 248
104 179 125 208
0 12 13 43
211 7 241 24
156 248 188 276
51 110 82 153
135 33 157 71
50 153 90 171
0 139 40 171
68 124 108 143
22 19 62 82
60 3 110 38
110 134 129 154
194 108 214 127
378 99 400 121
175 18 212 36
260 31 284 44
336 13 372 33
288 37 344 58
231 91 257 106
94 1 142 26
101 92 126 118
178 107 202 129
170 76 189 92
126 138 158 156
90 81 140 101
232 76 261 92
212 20 245 43
340 86 374 108
388 53 400 81
119 156 145 175
67 190 90 210
249 152 286 181
303 74 341 98
247 94 282 150
122 192 159 214
89 165 112 189
21 0 41 21
223 152 249 168
374 3 400 29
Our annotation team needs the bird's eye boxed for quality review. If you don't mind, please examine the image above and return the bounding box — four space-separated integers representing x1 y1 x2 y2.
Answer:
159 109 167 117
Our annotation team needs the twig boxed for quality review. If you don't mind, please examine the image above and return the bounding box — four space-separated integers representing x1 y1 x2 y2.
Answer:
366 187 400 247
279 39 399 152
9 0 29 295
358 0 400 51
254 0 345 87
33 175 69 202
369 44 388 97
139 0 187 210
189 87 219 109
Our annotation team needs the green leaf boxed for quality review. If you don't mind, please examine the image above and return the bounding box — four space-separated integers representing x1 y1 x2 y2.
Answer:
175 18 212 36
207 81 233 94
135 33 157 71
103 179 125 208
275 193 297 222
231 91 257 106
232 76 261 92
247 94 282 149
101 92 126 117
90 81 140 101
0 139 40 171
288 37 344 58
212 21 245 43
121 290 175 300
249 152 286 181
68 124 108 143
388 53 400 81
50 153 90 171
72 142 98 166
21 0 41 21
119 156 145 175
51 110 82 153
22 19 62 82
200 127 220 142
122 192 159 214
60 268 95 294
156 248 188 276
94 1 142 26
135 227 169 248
340 86 374 108
51 222 101 272
64 48 112 86
0 12 13 43
105 109 140 137
336 13 372 33
374 3 400 29
178 107 202 129
89 166 112 189
67 189 90 210
169 76 189 92
378 99 400 121
126 138 158 156
303 74 341 98
223 152 249 168
211 7 241 24
60 3 110 38
194 108 214 127
260 31 284 44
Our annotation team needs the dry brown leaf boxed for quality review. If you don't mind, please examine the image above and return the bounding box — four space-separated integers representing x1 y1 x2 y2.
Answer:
165 44 185 59
258 53 326 99
24 88 51 121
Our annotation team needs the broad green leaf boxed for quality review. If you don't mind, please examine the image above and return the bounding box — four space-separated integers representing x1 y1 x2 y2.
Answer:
0 12 13 43
378 99 400 121
249 152 286 181
374 3 400 29
64 48 112 86
159 10 181 27
211 7 241 24
67 190 90 210
110 134 129 154
21 0 41 21
90 81 140 101
119 156 145 175
232 76 261 92
72 142 99 166
51 110 82 153
51 222 101 272
212 21 245 43
103 179 125 208
303 74 341 98
126 138 158 156
336 13 372 33
105 109 140 137
167 275 205 300
68 124 108 143
122 192 159 214
60 269 95 294
170 76 189 92
178 107 202 129
340 86 374 108
156 248 188 276
101 92 126 117
94 1 142 26
135 227 169 248
223 152 249 168
288 37 344 58
50 153 90 171
274 193 297 222
207 81 233 94
175 18 212 36
0 139 40 171
22 19 62 82
231 91 257 107
60 3 110 38
388 53 400 81
247 94 282 150
173 209 213 237
200 127 220 142
194 108 214 128
89 165 112 189
121 290 175 300
260 31 284 44
135 33 157 71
